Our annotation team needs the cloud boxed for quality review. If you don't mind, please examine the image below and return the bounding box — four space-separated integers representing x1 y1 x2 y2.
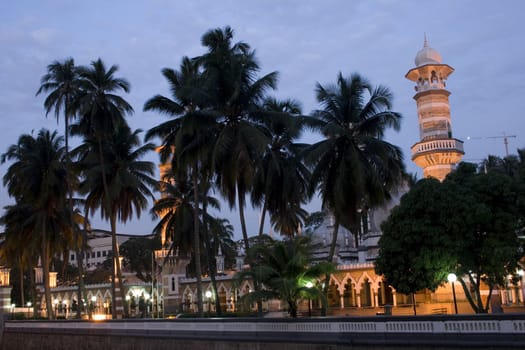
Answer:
30 27 56 45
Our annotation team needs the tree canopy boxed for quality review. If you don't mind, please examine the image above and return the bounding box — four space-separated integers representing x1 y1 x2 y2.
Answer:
376 158 525 313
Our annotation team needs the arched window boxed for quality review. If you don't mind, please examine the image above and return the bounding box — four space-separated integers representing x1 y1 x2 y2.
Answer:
431 71 438 83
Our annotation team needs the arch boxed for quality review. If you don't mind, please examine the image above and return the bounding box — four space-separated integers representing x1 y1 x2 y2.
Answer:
327 279 341 307
431 70 438 83
359 278 373 307
340 274 358 293
239 281 253 296
356 271 380 291
342 280 357 307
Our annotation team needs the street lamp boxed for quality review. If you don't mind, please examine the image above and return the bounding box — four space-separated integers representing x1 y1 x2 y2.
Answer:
26 302 32 319
305 281 314 317
205 290 212 314
447 273 458 314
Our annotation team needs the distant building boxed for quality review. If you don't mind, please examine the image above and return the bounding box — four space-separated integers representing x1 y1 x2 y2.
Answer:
68 229 149 271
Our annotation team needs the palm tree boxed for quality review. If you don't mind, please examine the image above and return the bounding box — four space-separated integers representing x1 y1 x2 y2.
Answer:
36 58 81 157
73 58 134 318
236 235 334 317
151 169 227 315
1 129 72 319
36 58 85 317
197 26 278 252
0 204 40 308
74 126 156 318
145 56 213 316
306 72 405 260
251 98 311 237
150 172 198 258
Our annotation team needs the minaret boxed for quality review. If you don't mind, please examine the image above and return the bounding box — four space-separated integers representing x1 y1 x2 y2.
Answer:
405 37 464 181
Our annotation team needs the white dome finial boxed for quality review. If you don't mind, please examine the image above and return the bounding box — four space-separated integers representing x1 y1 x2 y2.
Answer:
414 34 442 66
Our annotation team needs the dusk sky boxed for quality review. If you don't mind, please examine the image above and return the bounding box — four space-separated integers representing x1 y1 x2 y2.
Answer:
1 0 524 238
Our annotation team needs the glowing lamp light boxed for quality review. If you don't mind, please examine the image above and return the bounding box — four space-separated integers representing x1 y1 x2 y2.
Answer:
92 314 106 321
447 273 457 283
305 281 314 289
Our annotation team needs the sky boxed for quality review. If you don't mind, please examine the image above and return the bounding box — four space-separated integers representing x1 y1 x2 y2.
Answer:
1 0 524 238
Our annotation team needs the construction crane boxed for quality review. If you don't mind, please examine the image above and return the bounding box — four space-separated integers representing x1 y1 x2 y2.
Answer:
486 133 517 157
466 132 517 157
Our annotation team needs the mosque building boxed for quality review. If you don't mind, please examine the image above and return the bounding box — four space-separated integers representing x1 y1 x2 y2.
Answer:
2 39 522 319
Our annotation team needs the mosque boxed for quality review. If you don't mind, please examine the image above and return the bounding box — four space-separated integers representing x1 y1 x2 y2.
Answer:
1 39 523 319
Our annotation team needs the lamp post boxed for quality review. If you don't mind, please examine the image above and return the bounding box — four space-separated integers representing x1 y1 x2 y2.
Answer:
447 273 458 314
305 282 313 317
26 301 32 319
205 290 212 314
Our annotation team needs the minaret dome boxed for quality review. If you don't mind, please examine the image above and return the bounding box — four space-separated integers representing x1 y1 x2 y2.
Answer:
414 37 442 66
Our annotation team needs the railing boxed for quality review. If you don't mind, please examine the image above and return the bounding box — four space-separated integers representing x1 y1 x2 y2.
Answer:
4 316 525 349
5 316 525 335
411 138 464 156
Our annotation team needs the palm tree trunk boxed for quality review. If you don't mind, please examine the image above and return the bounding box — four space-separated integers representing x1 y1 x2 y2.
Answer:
76 206 90 319
237 189 250 253
95 134 126 318
41 223 54 320
192 164 204 316
30 262 36 318
18 256 24 307
327 218 339 264
257 199 268 237
110 230 117 319
110 214 127 318
321 218 339 316
202 194 221 316
237 188 263 315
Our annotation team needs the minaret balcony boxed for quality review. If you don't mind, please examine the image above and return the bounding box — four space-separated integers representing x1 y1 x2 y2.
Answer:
411 138 464 162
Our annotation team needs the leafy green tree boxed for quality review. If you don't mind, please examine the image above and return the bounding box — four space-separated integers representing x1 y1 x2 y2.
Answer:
375 178 462 314
120 236 161 283
236 235 334 318
1 129 73 319
445 162 523 313
376 163 523 314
